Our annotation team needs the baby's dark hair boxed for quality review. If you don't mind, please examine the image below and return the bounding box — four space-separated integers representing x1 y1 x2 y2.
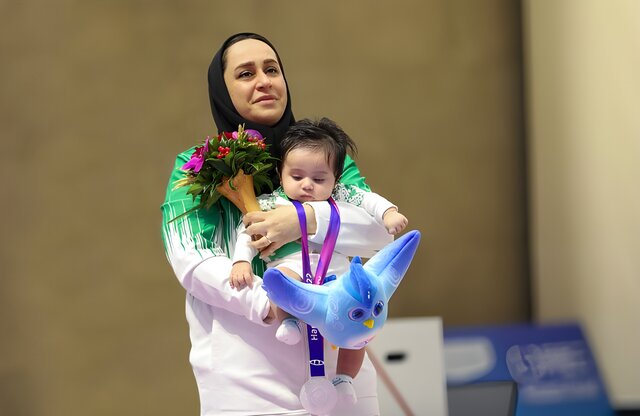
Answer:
279 117 357 180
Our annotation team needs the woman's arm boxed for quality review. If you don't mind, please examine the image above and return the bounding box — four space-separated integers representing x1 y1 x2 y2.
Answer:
161 150 273 325
340 154 371 191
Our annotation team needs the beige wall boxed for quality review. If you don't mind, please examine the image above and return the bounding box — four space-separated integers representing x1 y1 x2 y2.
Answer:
524 0 640 408
1 1 527 414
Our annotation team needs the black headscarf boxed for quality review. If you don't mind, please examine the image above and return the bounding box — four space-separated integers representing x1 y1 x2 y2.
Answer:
208 33 295 162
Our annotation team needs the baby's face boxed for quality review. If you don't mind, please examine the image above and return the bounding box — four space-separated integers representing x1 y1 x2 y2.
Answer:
280 148 336 203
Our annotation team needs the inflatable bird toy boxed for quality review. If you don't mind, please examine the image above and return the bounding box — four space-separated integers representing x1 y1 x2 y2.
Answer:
263 230 421 349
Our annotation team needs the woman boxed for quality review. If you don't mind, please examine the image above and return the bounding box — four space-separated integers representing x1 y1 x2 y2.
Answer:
161 33 392 415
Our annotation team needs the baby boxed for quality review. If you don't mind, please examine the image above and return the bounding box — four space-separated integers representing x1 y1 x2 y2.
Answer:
230 117 407 404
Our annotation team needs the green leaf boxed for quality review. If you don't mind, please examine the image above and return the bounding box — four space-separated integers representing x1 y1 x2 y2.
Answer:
204 191 222 209
187 183 204 195
208 158 233 176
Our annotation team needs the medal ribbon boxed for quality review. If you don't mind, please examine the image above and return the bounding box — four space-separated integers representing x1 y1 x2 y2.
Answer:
291 198 340 377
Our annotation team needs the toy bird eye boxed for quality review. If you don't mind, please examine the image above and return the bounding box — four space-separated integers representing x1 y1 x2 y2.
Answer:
372 301 384 317
349 308 365 321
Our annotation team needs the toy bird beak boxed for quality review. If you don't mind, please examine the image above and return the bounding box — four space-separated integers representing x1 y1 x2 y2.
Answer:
363 319 374 329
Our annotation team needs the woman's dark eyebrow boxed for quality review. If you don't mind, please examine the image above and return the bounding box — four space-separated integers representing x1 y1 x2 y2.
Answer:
234 61 255 70
234 58 279 71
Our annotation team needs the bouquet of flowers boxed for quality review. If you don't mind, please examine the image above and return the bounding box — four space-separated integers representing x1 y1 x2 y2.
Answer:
173 125 277 217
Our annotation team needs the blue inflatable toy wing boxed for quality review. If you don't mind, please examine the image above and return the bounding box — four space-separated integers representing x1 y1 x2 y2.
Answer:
262 268 329 322
364 230 421 298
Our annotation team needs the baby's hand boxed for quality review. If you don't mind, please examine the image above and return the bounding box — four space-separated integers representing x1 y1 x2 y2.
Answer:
383 208 408 235
230 261 255 290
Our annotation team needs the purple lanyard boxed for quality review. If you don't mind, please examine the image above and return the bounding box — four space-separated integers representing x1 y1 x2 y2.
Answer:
291 198 340 377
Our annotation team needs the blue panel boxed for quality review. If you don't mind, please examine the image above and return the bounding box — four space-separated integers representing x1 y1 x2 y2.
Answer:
443 322 614 416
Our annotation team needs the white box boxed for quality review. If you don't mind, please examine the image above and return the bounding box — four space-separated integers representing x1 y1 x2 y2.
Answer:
367 317 448 416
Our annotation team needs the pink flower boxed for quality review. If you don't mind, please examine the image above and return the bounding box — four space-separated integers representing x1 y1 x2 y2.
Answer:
182 139 209 172
231 129 262 141
245 129 263 141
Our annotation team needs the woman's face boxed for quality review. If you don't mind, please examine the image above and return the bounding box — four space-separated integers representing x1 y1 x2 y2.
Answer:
223 39 288 126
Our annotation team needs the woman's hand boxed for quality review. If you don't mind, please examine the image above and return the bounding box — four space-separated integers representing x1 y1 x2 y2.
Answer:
243 205 317 259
